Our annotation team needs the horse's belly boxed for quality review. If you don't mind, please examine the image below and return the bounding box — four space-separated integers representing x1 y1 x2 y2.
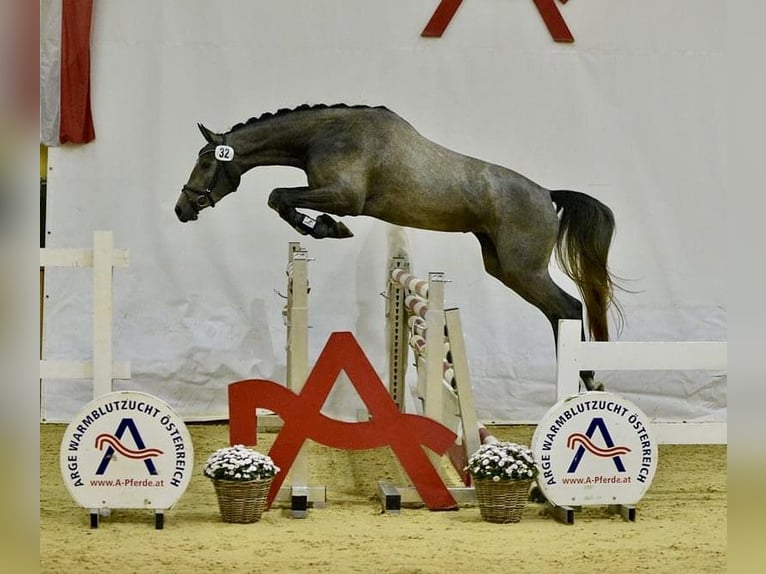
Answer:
363 193 480 233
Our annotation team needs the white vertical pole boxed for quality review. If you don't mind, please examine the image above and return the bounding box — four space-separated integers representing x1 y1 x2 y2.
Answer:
387 256 410 411
556 319 582 401
286 243 309 488
423 273 445 425
92 231 114 399
423 273 445 470
445 309 481 460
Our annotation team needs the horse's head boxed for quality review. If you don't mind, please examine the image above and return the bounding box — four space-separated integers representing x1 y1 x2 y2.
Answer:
175 124 242 222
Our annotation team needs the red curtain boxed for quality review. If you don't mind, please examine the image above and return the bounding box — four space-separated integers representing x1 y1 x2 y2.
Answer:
58 0 95 144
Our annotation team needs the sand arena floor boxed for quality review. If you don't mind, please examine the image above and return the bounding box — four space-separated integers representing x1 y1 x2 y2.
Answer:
40 423 726 573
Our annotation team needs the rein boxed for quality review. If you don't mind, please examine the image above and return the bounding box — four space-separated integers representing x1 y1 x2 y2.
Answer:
181 135 238 212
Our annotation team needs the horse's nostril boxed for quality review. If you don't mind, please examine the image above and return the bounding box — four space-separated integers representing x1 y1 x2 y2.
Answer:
175 204 188 222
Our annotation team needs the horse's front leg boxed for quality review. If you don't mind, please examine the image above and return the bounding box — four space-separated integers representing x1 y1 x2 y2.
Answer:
268 186 355 239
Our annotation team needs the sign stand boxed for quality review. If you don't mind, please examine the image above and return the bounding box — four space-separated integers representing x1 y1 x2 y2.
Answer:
88 509 165 529
543 502 636 525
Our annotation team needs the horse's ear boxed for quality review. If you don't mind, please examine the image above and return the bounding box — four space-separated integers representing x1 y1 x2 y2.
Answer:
197 123 219 143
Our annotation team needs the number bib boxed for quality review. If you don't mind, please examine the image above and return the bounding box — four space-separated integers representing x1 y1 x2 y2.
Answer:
214 145 234 161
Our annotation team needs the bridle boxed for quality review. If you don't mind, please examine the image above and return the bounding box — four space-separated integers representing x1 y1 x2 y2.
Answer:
180 135 239 213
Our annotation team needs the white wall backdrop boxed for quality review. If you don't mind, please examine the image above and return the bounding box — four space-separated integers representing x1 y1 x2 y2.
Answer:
41 0 726 424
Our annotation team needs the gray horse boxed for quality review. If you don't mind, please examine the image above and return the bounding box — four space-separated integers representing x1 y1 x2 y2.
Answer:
175 104 622 390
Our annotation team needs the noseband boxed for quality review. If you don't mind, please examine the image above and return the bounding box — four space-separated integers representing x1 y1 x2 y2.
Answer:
181 136 238 212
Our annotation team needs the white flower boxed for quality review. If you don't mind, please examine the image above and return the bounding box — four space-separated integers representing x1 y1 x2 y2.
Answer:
464 441 539 482
204 445 281 481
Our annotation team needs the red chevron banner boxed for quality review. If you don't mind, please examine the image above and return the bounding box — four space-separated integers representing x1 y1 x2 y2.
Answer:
422 0 575 43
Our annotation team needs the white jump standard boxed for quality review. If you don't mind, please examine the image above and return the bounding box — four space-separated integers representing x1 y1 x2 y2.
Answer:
276 242 327 517
384 257 496 507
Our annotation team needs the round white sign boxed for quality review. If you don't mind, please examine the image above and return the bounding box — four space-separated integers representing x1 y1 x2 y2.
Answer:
60 391 194 510
531 391 657 506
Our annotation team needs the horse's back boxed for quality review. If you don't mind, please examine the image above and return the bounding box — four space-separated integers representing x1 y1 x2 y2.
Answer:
304 106 555 236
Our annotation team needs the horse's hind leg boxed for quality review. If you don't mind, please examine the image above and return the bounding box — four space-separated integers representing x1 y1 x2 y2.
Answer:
474 233 601 391
268 186 356 239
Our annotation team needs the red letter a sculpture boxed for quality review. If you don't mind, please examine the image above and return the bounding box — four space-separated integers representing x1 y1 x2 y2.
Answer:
228 332 459 510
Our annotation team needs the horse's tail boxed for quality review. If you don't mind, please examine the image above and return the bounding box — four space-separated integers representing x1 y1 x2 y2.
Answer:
549 189 623 341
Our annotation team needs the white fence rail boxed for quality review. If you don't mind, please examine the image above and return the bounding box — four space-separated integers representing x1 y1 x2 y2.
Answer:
556 319 727 445
40 231 130 401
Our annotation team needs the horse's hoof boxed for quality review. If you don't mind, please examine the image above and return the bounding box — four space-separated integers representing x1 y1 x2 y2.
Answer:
581 378 605 392
312 214 354 239
335 220 354 238
529 485 547 504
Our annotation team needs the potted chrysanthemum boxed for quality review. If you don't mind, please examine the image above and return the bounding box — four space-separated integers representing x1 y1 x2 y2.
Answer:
203 444 280 523
465 441 539 523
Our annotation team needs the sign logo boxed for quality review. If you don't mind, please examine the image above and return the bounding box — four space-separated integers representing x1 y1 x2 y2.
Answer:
60 391 194 510
228 331 460 511
531 391 657 506
94 419 164 475
566 418 631 473
423 0 577 43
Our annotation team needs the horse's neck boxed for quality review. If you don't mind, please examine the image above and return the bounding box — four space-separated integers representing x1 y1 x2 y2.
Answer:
229 118 313 171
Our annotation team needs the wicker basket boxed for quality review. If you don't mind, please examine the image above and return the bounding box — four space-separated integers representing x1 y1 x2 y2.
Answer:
474 479 532 523
211 478 273 523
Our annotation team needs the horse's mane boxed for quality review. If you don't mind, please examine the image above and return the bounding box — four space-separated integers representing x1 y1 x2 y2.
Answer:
229 103 389 132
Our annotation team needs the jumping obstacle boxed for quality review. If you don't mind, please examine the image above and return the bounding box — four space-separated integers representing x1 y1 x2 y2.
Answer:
229 242 463 512
556 319 727 445
273 242 327 516
385 257 495 505
40 231 131 406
